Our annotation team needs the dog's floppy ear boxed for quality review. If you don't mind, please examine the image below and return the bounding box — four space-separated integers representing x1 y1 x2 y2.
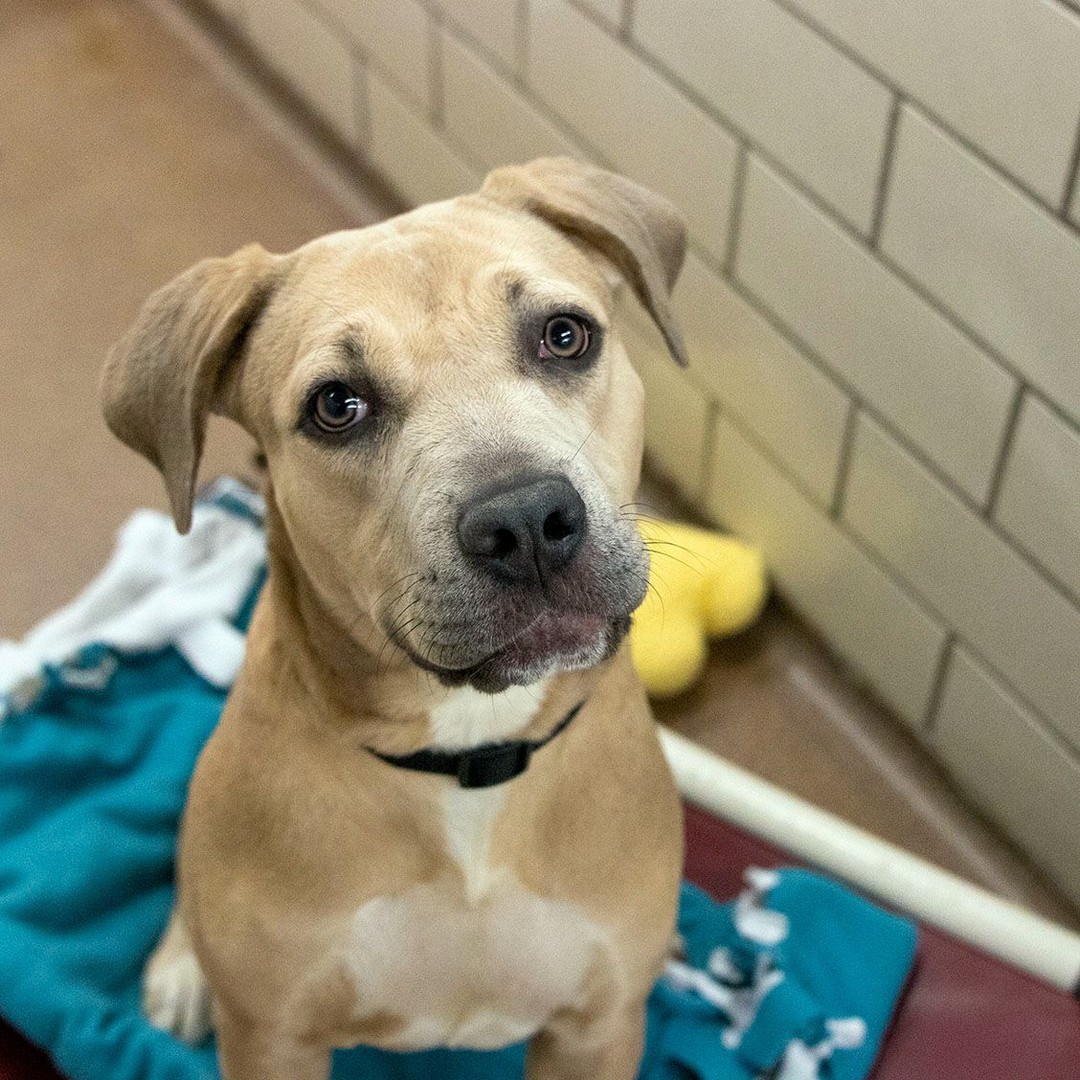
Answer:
101 243 278 533
480 157 689 366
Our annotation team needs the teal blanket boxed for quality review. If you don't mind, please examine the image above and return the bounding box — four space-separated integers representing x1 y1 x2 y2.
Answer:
0 485 916 1080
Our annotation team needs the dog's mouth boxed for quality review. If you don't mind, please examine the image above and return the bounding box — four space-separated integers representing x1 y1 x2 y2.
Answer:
391 610 631 693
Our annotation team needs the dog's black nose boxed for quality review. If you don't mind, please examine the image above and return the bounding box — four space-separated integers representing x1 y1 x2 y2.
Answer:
457 473 587 586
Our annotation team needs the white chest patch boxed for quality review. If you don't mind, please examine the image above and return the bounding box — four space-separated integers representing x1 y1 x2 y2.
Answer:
427 680 550 750
343 783 608 1051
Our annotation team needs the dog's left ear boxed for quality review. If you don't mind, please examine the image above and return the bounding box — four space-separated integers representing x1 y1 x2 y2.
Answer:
480 158 688 366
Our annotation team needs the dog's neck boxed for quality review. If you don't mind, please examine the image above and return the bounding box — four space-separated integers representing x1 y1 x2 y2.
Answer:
247 505 602 757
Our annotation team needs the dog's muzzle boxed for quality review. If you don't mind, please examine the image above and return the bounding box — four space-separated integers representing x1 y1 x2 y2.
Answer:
387 470 641 692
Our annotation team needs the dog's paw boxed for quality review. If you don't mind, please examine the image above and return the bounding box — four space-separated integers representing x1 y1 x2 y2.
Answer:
143 947 213 1045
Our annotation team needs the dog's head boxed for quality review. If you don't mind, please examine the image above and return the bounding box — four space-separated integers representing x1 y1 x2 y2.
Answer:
101 159 687 694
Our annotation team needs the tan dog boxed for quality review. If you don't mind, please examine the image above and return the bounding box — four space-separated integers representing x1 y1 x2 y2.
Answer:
101 159 686 1080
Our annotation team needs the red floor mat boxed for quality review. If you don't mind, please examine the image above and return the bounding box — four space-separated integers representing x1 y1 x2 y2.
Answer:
2 803 1077 1078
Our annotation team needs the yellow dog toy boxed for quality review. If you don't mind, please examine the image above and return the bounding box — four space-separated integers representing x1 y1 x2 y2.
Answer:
630 519 768 698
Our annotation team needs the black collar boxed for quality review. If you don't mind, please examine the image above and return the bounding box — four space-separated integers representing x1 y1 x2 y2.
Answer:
369 701 585 789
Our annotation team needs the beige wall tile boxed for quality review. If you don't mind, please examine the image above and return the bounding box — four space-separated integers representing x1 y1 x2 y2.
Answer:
528 0 739 265
705 422 946 725
312 0 432 111
634 0 892 233
881 108 1080 424
619 311 710 500
1072 165 1080 226
933 646 1080 904
434 0 518 71
674 252 848 505
844 414 1080 750
995 395 1080 600
365 72 480 207
247 0 360 148
442 34 581 171
737 157 1016 505
787 0 1080 206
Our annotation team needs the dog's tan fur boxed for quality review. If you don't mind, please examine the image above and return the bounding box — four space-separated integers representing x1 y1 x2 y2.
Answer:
102 159 686 1079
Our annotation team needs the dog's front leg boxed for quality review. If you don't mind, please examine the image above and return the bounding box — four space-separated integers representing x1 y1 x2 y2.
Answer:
525 999 647 1080
216 1008 331 1080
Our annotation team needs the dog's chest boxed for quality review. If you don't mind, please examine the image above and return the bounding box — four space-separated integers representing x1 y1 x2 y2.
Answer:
342 785 607 1050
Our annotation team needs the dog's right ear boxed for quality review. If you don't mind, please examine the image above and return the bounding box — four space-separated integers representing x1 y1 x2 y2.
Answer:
101 244 279 534
480 158 688 367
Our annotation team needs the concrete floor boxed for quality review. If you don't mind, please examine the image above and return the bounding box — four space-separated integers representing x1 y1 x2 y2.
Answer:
2 0 1076 932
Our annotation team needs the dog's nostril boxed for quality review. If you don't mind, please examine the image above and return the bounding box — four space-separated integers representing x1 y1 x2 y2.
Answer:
542 510 573 543
490 528 517 560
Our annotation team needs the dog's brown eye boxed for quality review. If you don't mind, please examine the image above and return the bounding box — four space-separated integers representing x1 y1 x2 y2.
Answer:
540 315 591 361
311 382 368 432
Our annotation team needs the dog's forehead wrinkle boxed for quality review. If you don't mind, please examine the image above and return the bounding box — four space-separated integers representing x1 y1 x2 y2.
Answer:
295 199 610 322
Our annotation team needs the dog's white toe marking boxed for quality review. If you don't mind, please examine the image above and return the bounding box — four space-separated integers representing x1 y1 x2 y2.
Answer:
143 948 213 1045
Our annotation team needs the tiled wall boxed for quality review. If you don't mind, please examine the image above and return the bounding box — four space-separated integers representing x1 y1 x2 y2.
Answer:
192 0 1080 905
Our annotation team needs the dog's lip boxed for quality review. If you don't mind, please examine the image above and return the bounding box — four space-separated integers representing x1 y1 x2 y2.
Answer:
389 610 611 683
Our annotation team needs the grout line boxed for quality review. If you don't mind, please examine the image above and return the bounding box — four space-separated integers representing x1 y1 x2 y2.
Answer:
352 55 371 150
621 0 636 39
294 0 430 120
1030 383 1080 442
869 94 902 247
427 11 445 125
951 635 1080 763
415 0 524 86
696 398 722 506
513 0 530 81
921 633 956 733
765 0 1080 235
431 26 597 178
1060 106 1080 217
983 384 1027 518
996 513 1080 613
712 392 837 514
829 399 861 521
443 21 594 158
722 146 749 276
567 0 621 38
435 21 633 182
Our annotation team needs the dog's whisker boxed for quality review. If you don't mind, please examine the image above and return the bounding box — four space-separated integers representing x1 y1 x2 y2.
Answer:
372 571 424 612
640 540 709 576
564 420 600 466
